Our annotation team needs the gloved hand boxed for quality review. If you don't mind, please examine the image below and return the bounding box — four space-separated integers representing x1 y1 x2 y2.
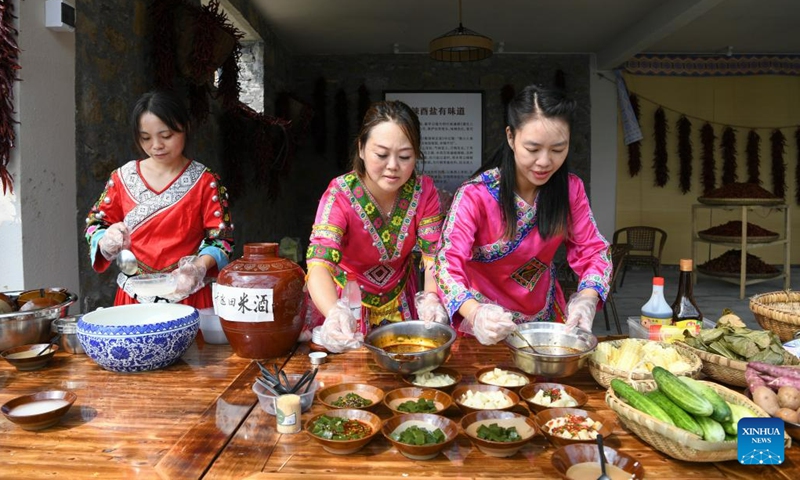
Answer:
415 291 449 329
318 301 363 353
565 293 599 332
460 303 517 345
98 222 131 261
170 256 208 298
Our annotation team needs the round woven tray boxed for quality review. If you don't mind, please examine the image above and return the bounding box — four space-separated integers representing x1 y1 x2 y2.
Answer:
606 379 790 462
588 339 703 389
673 342 748 387
750 291 800 342
697 232 779 244
697 197 783 206
697 265 782 279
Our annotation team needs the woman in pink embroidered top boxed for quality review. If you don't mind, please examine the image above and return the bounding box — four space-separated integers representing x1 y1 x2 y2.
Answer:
306 100 447 353
435 85 611 345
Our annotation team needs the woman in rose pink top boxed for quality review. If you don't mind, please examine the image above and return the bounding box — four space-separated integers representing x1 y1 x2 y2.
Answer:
435 85 611 345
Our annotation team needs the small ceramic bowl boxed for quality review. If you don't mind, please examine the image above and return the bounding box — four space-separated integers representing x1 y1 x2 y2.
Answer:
551 443 645 479
460 410 538 457
381 413 459 460
1 343 59 371
475 365 532 391
305 408 382 455
17 288 68 309
519 382 589 414
316 383 385 410
1 390 77 431
533 407 615 447
451 384 520 415
401 366 462 393
383 387 452 415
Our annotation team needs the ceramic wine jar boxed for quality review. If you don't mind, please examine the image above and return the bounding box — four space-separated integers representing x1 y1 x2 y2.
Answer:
215 243 305 359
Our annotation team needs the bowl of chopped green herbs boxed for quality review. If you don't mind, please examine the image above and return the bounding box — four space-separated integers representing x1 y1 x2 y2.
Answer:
460 410 538 457
316 383 385 411
381 413 459 460
383 387 452 415
304 409 382 455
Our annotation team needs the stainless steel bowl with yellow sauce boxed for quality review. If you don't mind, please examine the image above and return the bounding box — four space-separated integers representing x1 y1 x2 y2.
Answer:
364 321 456 374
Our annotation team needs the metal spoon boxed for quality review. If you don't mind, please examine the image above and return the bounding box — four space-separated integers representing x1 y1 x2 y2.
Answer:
511 330 547 355
117 249 138 276
597 434 611 480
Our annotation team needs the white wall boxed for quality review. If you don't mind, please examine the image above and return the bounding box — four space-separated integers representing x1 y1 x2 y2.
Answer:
0 0 79 295
589 56 619 241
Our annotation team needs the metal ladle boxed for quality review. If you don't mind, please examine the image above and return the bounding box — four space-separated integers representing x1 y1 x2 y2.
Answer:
117 249 139 276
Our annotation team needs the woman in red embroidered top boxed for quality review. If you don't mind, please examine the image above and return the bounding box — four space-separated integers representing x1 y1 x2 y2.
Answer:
84 90 234 308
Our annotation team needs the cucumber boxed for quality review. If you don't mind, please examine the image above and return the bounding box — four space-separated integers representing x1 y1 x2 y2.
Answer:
678 377 732 423
724 402 758 435
651 367 713 417
610 379 674 426
645 390 703 437
693 414 726 442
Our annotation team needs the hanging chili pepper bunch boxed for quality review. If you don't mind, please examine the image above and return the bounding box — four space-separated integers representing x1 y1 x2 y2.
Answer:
0 0 20 194
745 130 761 185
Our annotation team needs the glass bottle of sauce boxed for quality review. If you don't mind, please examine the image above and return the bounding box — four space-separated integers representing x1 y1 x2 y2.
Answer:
671 258 703 324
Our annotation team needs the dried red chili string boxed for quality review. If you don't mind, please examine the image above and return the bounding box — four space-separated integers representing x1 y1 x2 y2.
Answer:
0 0 20 194
700 123 716 194
770 129 786 199
677 115 692 194
653 107 668 187
745 130 761 185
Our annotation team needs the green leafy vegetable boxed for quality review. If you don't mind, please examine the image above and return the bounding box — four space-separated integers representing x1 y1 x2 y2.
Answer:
476 423 521 442
310 415 372 440
331 392 373 408
683 322 797 365
392 425 446 445
397 398 437 413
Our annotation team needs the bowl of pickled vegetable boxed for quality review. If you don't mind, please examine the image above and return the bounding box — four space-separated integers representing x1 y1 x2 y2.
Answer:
316 383 385 411
451 384 520 415
401 366 462 393
519 382 588 414
460 410 538 457
304 409 382 455
475 365 532 392
381 413 459 460
383 387 452 415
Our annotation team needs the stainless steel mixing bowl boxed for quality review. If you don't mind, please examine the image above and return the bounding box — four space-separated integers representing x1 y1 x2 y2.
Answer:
0 290 77 351
364 321 456 374
504 322 597 378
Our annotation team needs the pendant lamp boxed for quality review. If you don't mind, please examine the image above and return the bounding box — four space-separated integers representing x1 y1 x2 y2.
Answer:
429 0 493 62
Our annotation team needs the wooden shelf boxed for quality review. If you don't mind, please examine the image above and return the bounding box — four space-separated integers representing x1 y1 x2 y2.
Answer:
691 203 791 299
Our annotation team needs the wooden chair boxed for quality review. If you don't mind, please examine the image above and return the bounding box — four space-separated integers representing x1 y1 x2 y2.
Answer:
612 226 667 289
602 243 632 334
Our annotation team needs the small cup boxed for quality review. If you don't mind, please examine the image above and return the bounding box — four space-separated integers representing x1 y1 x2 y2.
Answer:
309 351 327 365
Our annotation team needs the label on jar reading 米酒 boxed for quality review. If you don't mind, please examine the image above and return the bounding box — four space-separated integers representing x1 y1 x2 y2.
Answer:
212 283 274 322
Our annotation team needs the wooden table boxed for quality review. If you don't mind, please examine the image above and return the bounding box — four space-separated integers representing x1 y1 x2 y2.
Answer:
1 338 798 479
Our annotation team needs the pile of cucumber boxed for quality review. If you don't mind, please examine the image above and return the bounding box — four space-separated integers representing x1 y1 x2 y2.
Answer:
611 366 756 442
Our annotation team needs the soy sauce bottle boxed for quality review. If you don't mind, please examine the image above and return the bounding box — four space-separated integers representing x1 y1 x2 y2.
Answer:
671 259 703 323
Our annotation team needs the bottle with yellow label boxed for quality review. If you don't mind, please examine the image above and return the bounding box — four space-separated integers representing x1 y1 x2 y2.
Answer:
640 277 672 327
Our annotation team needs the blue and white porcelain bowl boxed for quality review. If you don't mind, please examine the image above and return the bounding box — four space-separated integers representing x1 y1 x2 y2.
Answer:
77 304 199 373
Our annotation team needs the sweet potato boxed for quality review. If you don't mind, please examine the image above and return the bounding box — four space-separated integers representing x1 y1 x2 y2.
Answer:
774 407 800 424
778 386 800 410
752 386 780 415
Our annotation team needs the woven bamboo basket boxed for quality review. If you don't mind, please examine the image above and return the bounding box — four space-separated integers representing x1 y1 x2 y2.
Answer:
588 339 703 389
750 291 800 342
606 379 792 462
674 342 800 388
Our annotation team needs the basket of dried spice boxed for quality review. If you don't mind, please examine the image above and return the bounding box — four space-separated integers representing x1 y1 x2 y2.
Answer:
750 291 800 343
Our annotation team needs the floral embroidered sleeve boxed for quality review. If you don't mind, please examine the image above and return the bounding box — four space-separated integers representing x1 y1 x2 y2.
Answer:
198 171 234 272
434 182 481 318
415 176 444 263
564 175 612 302
84 170 125 273
306 180 347 284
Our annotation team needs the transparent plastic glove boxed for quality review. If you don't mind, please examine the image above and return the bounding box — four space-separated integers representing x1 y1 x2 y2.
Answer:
98 222 131 261
565 293 599 332
415 291 449 329
170 256 208 298
319 301 363 353
460 303 517 345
